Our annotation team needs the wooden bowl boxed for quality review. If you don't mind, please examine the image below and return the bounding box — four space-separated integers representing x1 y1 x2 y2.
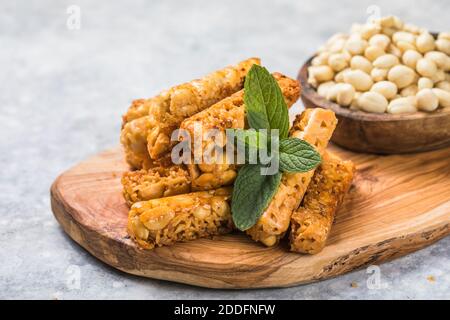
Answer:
298 57 450 154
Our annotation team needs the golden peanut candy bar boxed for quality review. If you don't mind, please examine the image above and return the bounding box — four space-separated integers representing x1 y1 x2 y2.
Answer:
146 58 260 159
122 58 260 125
246 108 338 247
122 165 191 207
121 99 147 127
120 58 260 169
290 152 355 254
180 73 301 191
128 188 233 249
120 116 154 169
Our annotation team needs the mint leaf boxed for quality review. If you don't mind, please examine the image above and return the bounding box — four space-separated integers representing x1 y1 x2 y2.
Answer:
231 164 282 231
244 65 290 139
233 129 268 152
279 138 322 173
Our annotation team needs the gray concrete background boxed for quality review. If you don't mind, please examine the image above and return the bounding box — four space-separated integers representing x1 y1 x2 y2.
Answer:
0 0 449 299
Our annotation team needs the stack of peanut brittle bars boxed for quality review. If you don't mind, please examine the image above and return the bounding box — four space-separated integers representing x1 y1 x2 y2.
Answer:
120 58 355 254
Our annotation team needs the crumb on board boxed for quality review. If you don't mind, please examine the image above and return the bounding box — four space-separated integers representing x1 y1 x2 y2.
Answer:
427 275 436 283
350 282 358 288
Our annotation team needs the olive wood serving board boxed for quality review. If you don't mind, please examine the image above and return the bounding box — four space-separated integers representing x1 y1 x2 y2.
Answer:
50 145 450 289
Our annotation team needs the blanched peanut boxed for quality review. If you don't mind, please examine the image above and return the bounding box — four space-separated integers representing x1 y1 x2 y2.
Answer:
350 92 362 110
436 39 450 55
432 88 450 108
416 58 438 78
392 16 404 29
361 23 381 40
308 74 318 88
379 16 396 28
345 38 368 55
328 53 348 72
397 41 416 53
416 32 435 53
328 38 346 53
336 83 356 107
309 65 334 83
311 18 450 114
350 56 373 73
388 65 416 88
382 27 396 37
403 23 421 35
387 96 417 114
425 51 450 71
311 52 330 66
436 81 450 92
402 50 423 69
371 68 388 82
358 92 388 113
317 81 336 97
439 32 450 41
400 84 418 97
418 77 434 90
373 54 399 69
370 81 398 100
442 58 450 72
431 70 446 84
334 68 350 83
365 46 385 61
369 34 391 50
341 50 352 62
393 31 416 45
344 70 373 91
387 44 402 58
416 89 439 111
326 84 339 101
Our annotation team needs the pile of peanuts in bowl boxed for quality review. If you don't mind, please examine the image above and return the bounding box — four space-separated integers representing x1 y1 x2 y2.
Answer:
308 16 450 114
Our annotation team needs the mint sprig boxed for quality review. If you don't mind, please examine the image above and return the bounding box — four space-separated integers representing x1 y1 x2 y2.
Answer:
279 138 322 173
231 165 282 231
244 65 290 139
231 65 322 231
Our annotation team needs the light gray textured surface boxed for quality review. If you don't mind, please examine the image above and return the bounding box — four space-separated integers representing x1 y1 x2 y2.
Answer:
0 0 449 300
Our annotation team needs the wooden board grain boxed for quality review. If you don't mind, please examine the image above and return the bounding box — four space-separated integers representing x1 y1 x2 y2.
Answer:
50 146 450 289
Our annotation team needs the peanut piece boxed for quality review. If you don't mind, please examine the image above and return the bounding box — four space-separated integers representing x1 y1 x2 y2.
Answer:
402 50 423 69
358 92 388 113
370 81 398 100
387 96 417 114
416 32 436 53
344 70 373 91
418 77 434 90
416 89 439 112
416 58 438 78
373 54 399 69
432 88 450 108
350 56 373 73
388 65 416 89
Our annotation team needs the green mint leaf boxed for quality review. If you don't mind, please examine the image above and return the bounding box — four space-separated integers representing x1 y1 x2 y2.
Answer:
279 138 322 173
227 128 268 164
232 129 268 151
231 164 282 231
244 65 289 139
